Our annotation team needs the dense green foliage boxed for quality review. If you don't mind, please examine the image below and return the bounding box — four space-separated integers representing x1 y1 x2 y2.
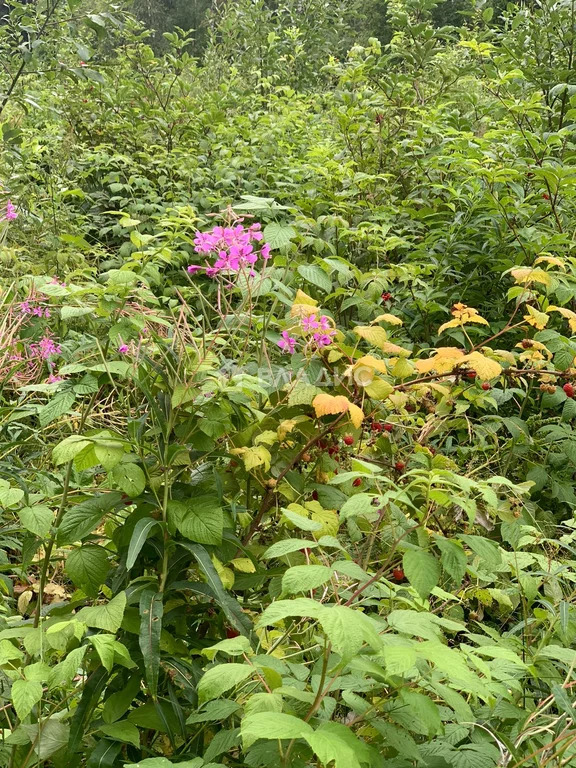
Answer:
2 0 576 766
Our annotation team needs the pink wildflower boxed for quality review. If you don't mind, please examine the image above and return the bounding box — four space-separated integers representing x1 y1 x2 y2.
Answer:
118 344 129 354
189 222 271 278
278 331 297 354
313 332 335 349
3 200 17 221
301 314 320 332
46 373 63 383
30 337 62 360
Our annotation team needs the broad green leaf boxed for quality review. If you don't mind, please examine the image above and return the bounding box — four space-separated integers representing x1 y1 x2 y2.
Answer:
66 545 110 597
168 497 223 545
262 539 318 558
318 605 382 657
305 721 372 768
110 463 146 497
23 719 69 760
241 712 313 749
202 636 252 660
263 222 296 249
99 720 140 748
18 505 53 538
39 391 76 427
12 679 43 720
257 598 323 627
297 264 332 293
57 492 122 545
0 482 24 508
435 537 467 583
76 592 127 632
198 663 254 704
281 565 332 596
403 549 440 598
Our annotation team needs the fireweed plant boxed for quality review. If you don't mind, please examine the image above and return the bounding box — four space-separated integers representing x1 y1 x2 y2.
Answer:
3 0 576 767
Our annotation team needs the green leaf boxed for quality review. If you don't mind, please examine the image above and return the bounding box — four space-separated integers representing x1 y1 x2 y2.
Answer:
57 492 122 545
39 391 76 427
0 483 24 508
186 699 240 723
99 720 140 748
126 518 159 570
241 712 313 749
460 535 502 569
18 505 53 538
281 565 332 595
53 435 93 466
168 497 223 545
262 539 318 558
435 538 467 583
179 542 255 641
66 545 110 597
12 679 43 720
297 264 332 293
86 740 122 768
202 636 252 661
140 590 163 697
318 604 382 657
263 222 296 249
198 663 254 704
257 598 323 627
60 306 94 320
306 721 372 768
76 592 127 632
94 439 126 470
110 463 146 497
23 719 69 760
403 549 441 598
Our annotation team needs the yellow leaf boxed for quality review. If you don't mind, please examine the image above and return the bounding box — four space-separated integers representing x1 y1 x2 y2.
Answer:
493 349 517 364
312 394 351 418
348 402 365 429
354 325 388 349
510 267 551 287
380 341 412 357
437 318 462 335
230 558 256 574
414 347 464 374
548 305 576 332
277 419 298 441
211 556 234 589
355 355 389 375
462 351 502 380
290 290 318 318
306 503 339 538
254 430 278 446
523 305 549 330
534 255 565 270
372 313 403 326
231 446 271 471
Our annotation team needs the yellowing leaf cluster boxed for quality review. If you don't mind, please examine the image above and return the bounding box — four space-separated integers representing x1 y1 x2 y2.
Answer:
437 303 489 335
312 394 364 428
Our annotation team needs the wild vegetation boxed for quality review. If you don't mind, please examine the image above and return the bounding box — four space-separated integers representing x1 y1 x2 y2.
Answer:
1 0 576 766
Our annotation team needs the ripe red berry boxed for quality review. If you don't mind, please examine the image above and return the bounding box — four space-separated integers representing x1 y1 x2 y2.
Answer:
352 478 362 487
226 627 240 639
543 193 550 200
312 490 319 501
466 370 477 380
394 461 405 472
384 423 394 433
371 422 383 432
481 382 491 391
564 383 575 398
381 292 392 301
392 567 404 581
343 435 354 446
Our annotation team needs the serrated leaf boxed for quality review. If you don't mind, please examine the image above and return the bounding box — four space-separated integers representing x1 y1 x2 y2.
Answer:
110 463 146 497
76 592 127 632
297 264 332 293
263 222 296 249
403 550 440 598
66 545 110 597
167 497 223 545
281 565 332 596
18 505 53 538
39 391 76 427
198 664 254 704
12 679 43 720
241 712 313 749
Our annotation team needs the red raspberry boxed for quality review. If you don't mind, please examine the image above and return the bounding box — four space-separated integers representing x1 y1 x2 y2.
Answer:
481 382 491 391
352 478 362 487
343 435 354 446
384 423 394 433
466 370 477 380
371 422 383 432
543 193 550 200
394 461 405 472
226 627 240 639
312 490 319 501
564 383 575 398
381 292 392 301
392 567 404 581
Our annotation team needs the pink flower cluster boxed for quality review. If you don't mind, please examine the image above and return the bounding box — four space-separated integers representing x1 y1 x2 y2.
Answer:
20 301 50 318
277 314 336 355
29 336 62 360
1 200 17 221
187 223 271 278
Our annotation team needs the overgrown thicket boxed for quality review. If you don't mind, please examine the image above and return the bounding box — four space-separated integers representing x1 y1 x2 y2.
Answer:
1 0 576 766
